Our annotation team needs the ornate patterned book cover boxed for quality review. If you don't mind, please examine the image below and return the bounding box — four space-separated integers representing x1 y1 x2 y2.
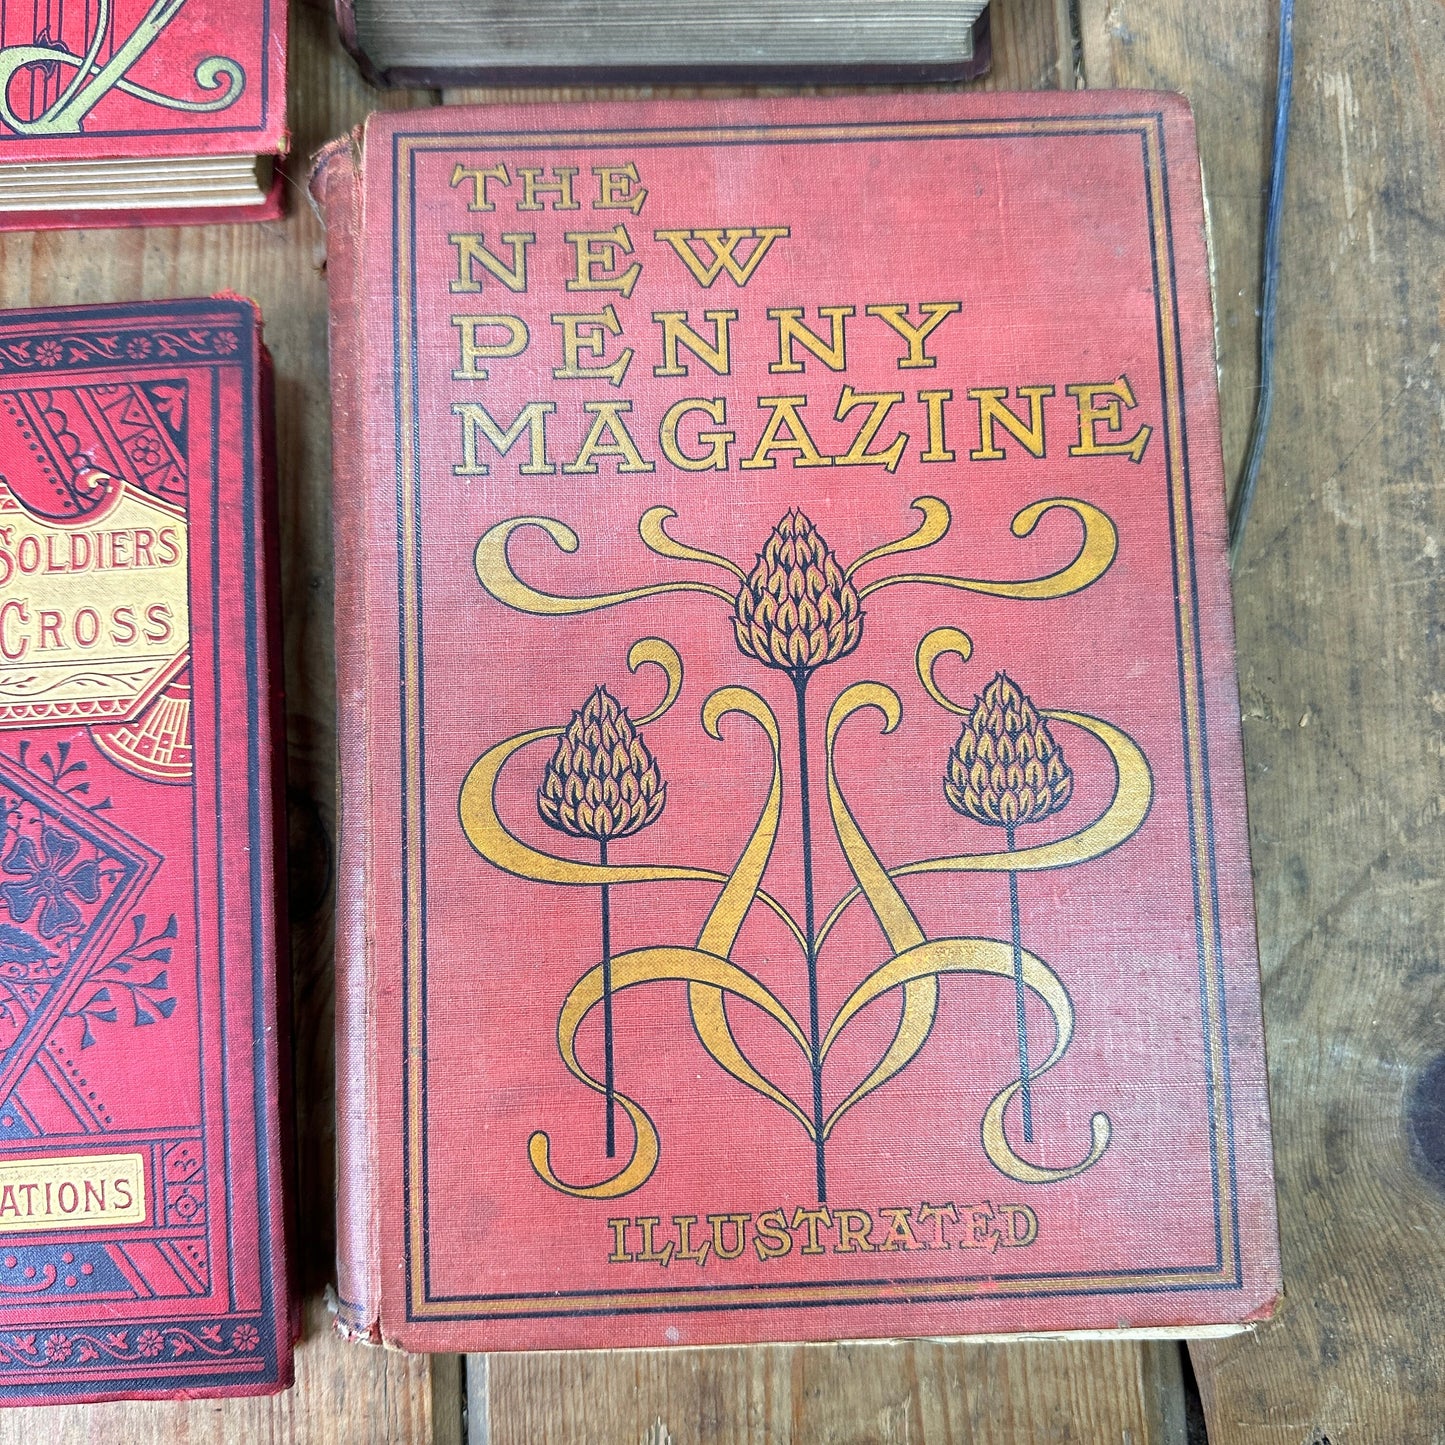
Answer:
0 298 291 1400
313 92 1281 1351
0 0 286 227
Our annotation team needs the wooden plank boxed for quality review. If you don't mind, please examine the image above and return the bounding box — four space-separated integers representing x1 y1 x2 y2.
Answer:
479 1339 1185 1445
0 6 463 1442
1081 2 1445 1441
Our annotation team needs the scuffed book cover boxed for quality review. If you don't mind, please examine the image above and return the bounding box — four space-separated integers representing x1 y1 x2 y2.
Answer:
0 298 292 1400
0 0 286 224
313 92 1280 1351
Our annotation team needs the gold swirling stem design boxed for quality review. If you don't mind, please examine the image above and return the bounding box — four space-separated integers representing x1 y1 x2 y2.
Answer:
0 0 244 136
475 516 735 616
822 684 940 1137
819 937 1112 1182
685 687 820 1138
857 500 1117 602
459 719 804 950
844 496 952 578
639 506 747 580
530 946 810 1198
813 710 1153 953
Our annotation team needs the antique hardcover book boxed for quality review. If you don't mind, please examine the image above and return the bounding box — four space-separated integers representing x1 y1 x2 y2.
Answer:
0 298 292 1401
313 92 1281 1351
0 0 286 227
337 0 989 87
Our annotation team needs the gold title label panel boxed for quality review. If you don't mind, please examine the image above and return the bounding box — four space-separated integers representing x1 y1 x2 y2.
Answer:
0 484 189 729
0 1150 147 1232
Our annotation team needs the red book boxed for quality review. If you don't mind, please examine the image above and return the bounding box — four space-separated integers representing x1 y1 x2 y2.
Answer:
0 298 292 1401
313 92 1280 1351
0 0 286 228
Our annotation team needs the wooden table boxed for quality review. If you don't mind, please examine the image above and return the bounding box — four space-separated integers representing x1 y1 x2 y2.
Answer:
3 0 1442 1437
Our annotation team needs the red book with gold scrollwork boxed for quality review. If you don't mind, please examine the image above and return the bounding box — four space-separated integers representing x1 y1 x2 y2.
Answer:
312 91 1280 1350
0 298 292 1401
0 0 286 227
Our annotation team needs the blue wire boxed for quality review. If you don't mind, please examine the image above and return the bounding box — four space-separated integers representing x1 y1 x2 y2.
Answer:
1229 0 1295 568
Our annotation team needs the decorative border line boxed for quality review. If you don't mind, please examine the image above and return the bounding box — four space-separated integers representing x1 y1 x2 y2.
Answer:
0 328 240 374
393 113 1241 1321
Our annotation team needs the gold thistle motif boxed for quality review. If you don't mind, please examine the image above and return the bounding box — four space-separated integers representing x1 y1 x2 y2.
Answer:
538 685 664 1161
946 672 1073 828
539 687 666 842
466 501 1139 1198
733 510 863 678
945 671 1072 1146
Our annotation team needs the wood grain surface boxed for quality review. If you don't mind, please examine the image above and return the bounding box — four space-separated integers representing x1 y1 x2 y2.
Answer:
1082 1 1445 1442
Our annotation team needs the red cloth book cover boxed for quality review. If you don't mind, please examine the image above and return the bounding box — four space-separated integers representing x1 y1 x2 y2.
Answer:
0 0 287 227
313 92 1280 1351
0 297 291 1400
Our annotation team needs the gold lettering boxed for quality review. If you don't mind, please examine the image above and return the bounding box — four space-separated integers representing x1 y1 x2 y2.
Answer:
866 301 962 368
516 166 580 211
708 1213 750 1261
607 1217 635 1262
969 385 1055 460
741 396 831 470
655 227 790 287
449 232 534 294
768 306 853 374
876 1207 924 1251
449 163 510 211
450 314 529 380
916 1200 958 1249
652 309 736 377
791 1205 834 1254
551 306 633 386
593 163 647 214
562 401 655 474
1067 375 1152 461
753 1208 793 1261
834 386 907 471
453 400 556 476
565 226 641 296
659 398 733 471
834 1208 876 1253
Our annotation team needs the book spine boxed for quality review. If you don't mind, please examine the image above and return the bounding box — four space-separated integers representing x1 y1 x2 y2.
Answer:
311 135 384 1344
256 333 302 1359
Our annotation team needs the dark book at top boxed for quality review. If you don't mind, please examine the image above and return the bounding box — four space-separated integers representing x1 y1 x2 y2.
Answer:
338 0 991 88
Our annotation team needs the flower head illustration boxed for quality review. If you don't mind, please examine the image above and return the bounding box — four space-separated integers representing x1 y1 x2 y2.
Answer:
734 510 863 679
539 687 665 842
0 827 101 939
946 672 1073 1144
539 686 665 1159
946 672 1073 827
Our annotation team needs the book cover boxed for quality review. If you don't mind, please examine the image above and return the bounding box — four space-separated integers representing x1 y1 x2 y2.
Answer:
0 0 287 227
313 91 1280 1351
0 297 292 1401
